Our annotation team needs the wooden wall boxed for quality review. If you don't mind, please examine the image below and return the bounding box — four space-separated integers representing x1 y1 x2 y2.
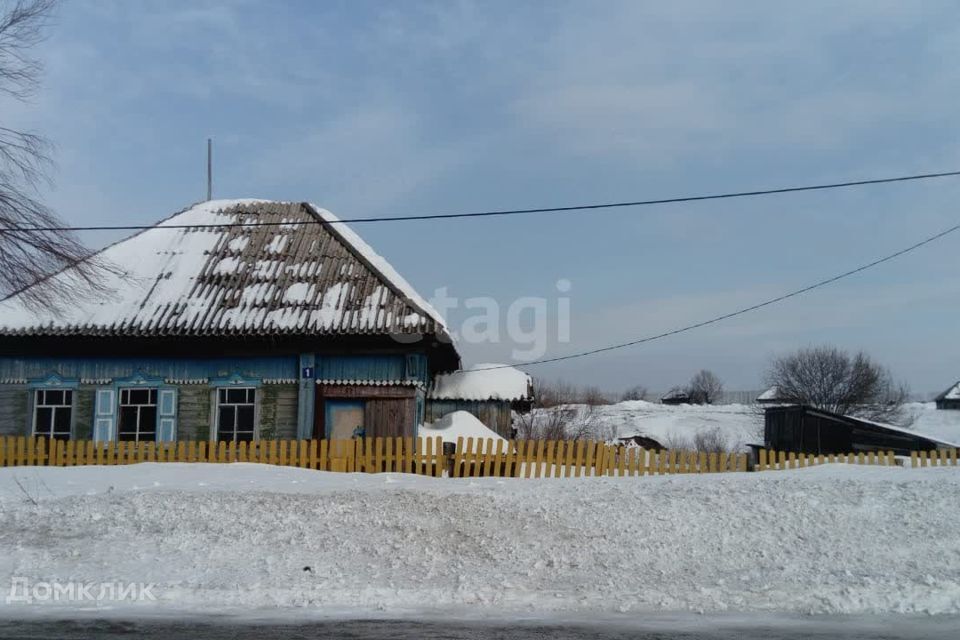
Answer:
0 385 27 436
259 384 298 440
425 400 513 438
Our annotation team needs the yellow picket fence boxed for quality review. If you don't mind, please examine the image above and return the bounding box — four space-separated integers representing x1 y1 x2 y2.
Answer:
0 435 447 476
755 448 959 470
0 435 749 478
451 436 747 477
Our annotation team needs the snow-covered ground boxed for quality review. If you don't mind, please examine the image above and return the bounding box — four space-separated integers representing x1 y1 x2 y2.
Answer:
1 463 958 619
543 400 960 450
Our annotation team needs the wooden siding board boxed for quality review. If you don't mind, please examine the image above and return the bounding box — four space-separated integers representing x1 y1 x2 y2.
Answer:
0 355 297 383
177 386 211 441
74 386 95 440
0 385 28 436
425 399 513 438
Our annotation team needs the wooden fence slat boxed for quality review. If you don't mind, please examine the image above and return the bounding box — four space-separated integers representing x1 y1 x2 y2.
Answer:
35 437 46 467
595 441 607 477
452 436 464 478
493 439 505 478
26 437 37 467
464 438 476 478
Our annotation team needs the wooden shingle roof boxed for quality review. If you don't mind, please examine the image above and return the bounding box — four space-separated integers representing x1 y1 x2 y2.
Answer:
0 200 452 343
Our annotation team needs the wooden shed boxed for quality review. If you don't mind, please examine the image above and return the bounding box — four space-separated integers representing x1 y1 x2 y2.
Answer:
764 405 955 456
660 388 690 405
426 364 533 438
934 382 960 410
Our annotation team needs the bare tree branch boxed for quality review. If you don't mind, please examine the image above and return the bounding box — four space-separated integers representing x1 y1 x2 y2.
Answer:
686 369 724 405
0 0 108 312
764 345 911 425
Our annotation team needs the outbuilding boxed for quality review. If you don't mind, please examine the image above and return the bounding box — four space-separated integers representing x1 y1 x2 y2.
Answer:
426 364 533 438
763 404 955 456
934 382 960 410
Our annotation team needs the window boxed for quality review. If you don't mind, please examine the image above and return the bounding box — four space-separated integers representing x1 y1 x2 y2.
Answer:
33 389 72 439
216 387 256 442
118 388 157 442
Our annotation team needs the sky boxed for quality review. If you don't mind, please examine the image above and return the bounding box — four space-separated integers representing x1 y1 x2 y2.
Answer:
5 0 960 395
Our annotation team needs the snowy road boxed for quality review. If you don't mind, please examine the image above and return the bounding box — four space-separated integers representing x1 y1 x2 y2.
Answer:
0 463 958 620
1 616 958 639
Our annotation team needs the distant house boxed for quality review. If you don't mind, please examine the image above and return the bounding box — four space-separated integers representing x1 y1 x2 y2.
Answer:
934 382 960 410
660 388 690 405
763 405 955 455
426 364 533 438
0 200 461 443
756 386 790 405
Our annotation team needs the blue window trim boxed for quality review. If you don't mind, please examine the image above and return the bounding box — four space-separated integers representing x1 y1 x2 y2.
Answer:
26 373 79 439
209 372 262 442
111 371 176 441
209 371 262 388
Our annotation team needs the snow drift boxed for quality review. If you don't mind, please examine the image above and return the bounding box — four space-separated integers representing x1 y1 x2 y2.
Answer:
1 463 958 619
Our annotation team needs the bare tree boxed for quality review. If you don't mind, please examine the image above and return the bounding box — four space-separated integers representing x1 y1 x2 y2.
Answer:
663 427 740 454
1 0 103 311
580 385 611 406
764 345 910 424
686 369 724 405
620 385 649 402
531 378 579 409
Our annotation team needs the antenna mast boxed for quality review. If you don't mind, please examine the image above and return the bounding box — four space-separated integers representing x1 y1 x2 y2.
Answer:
206 138 213 201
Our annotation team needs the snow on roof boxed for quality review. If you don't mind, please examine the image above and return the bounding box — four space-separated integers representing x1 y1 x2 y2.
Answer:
0 200 451 342
660 388 689 401
429 364 532 401
935 381 960 402
420 410 507 444
756 386 779 401
840 412 960 449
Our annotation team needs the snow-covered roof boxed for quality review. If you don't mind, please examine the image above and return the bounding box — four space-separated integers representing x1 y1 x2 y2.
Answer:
840 412 960 449
0 200 452 342
757 386 780 401
935 381 960 402
660 388 689 401
429 364 532 402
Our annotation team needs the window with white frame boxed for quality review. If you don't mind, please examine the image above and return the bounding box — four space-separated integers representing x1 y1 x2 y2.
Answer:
118 388 158 441
216 387 256 442
33 389 72 439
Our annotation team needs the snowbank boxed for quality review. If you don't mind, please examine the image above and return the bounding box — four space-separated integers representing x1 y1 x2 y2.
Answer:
420 410 506 444
904 402 960 444
536 401 764 449
542 400 960 451
1 463 959 619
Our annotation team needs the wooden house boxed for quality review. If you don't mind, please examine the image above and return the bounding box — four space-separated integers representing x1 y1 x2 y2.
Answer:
659 388 690 405
425 364 533 438
763 404 955 456
0 200 460 443
756 385 790 405
934 382 960 410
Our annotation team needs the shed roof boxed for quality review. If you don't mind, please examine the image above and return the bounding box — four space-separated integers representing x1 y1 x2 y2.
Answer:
935 381 960 402
429 364 532 402
0 200 453 347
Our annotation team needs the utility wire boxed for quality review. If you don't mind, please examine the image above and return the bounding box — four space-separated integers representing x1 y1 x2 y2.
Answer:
2 169 960 233
465 219 960 372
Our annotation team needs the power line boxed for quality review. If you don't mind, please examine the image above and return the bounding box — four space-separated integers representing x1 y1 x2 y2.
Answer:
465 219 960 372
2 169 960 234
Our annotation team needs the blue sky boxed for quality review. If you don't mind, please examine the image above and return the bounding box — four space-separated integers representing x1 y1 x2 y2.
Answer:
6 0 960 394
